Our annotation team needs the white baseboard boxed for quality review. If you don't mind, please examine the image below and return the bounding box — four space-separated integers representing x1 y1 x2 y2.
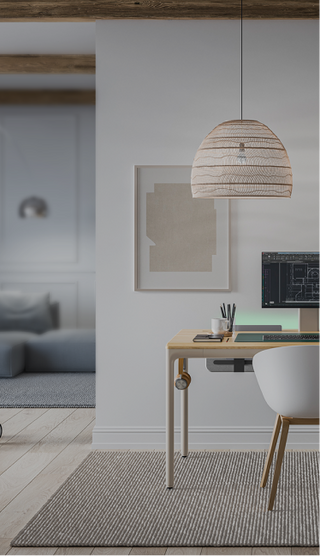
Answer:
92 425 319 450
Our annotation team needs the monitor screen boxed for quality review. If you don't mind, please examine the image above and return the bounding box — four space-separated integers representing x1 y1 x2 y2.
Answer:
262 252 319 309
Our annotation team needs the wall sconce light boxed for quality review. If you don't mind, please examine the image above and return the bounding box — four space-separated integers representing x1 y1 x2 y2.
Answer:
19 197 48 218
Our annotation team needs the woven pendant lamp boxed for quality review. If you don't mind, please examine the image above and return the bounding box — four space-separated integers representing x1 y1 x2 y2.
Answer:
191 119 292 198
191 3 293 199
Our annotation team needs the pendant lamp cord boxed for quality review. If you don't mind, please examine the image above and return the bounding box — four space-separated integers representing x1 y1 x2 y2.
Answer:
240 0 243 120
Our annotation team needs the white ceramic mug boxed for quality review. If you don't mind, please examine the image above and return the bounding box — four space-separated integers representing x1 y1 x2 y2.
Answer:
211 318 230 335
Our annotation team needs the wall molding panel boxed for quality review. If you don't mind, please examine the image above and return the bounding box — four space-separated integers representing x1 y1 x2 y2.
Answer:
0 111 79 265
0 279 79 328
0 105 95 328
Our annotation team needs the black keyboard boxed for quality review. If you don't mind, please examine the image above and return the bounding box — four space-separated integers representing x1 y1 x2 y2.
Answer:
263 333 319 342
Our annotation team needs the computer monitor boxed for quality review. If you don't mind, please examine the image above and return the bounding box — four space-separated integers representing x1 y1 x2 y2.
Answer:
262 252 319 331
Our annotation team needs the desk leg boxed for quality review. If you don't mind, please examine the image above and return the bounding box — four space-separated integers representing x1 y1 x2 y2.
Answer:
181 358 188 458
166 349 174 488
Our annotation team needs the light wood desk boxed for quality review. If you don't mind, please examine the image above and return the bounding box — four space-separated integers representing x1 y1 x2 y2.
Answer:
165 328 319 488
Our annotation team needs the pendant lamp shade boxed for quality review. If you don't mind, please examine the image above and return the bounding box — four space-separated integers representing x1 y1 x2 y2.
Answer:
191 120 293 199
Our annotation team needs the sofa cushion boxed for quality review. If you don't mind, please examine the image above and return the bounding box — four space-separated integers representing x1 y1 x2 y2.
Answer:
25 329 95 372
0 332 37 377
0 331 38 342
0 292 53 333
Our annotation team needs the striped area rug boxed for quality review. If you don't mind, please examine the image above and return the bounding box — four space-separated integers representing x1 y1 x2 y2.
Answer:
12 450 319 547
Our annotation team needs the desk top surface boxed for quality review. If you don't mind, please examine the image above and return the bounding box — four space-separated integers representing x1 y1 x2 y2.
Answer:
166 329 319 350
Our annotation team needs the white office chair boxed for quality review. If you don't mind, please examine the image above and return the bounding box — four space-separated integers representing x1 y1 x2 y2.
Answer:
252 345 319 510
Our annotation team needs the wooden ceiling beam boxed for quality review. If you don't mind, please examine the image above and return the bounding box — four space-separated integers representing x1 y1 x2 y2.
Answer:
0 55 95 74
0 1 318 21
0 89 95 104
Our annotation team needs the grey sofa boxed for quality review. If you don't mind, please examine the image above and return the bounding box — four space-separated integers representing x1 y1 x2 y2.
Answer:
0 329 95 377
0 292 95 378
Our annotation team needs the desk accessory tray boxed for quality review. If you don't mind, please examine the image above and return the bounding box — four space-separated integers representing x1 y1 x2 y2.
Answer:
193 334 224 342
235 333 264 342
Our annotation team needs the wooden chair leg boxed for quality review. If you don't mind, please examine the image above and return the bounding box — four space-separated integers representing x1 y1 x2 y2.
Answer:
261 413 282 488
268 417 290 511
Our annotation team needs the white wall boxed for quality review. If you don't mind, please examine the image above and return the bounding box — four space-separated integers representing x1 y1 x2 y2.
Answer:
0 105 95 328
94 20 319 449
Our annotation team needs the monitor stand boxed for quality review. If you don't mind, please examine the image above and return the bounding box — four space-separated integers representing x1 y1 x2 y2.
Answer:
298 308 319 332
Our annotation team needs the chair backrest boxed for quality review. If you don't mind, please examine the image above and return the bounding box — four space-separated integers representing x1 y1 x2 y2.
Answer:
253 345 319 418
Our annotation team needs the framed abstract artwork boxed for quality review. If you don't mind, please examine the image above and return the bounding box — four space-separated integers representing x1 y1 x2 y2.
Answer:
134 165 230 291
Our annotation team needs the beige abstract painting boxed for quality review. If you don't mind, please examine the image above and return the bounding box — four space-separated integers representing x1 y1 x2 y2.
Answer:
135 165 229 290
146 183 216 272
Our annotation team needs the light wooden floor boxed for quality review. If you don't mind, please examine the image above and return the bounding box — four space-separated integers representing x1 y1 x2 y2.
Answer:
0 408 318 556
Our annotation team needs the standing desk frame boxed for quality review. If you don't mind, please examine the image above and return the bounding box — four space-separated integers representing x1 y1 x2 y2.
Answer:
166 329 319 488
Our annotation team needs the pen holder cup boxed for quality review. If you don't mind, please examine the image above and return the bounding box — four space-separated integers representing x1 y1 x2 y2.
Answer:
224 318 235 337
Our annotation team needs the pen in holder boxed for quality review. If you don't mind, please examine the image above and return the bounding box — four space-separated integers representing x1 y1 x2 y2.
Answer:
220 303 236 337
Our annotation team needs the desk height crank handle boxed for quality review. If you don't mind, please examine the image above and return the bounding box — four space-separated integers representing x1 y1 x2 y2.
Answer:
174 358 191 390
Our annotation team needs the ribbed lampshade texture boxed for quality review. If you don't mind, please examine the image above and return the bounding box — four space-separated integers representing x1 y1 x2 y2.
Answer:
191 120 293 198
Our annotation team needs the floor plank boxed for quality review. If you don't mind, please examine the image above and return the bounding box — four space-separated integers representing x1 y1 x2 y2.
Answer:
166 549 202 555
252 549 291 555
92 549 132 555
202 549 252 555
292 549 319 555
7 548 57 555
0 408 48 444
0 408 23 426
55 549 94 555
0 537 12 555
0 408 93 513
130 549 167 555
0 416 95 539
0 408 75 475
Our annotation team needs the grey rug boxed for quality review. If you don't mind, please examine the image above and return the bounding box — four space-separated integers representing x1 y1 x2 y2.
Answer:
12 450 319 547
0 372 95 407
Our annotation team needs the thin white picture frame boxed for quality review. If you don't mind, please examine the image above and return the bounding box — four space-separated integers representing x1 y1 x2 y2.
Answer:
134 165 230 291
